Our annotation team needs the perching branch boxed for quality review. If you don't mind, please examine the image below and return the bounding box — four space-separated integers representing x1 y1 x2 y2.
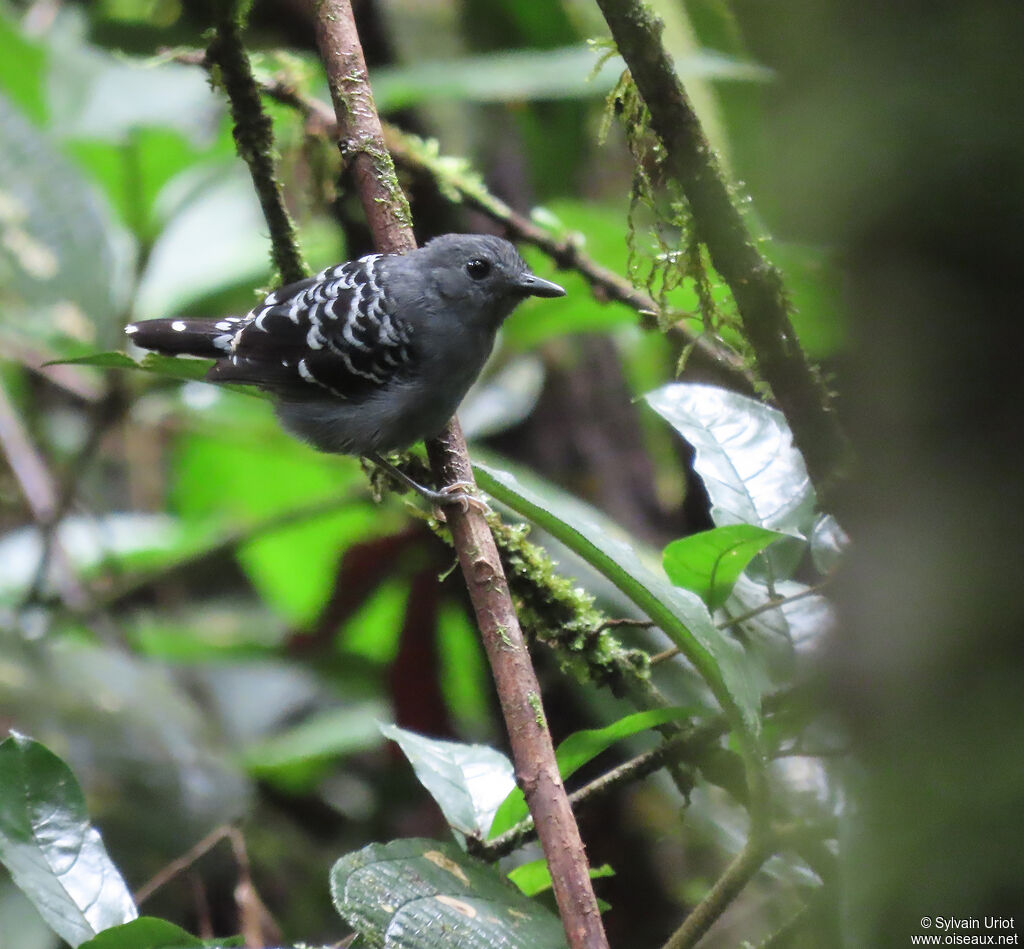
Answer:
595 0 851 499
308 3 609 948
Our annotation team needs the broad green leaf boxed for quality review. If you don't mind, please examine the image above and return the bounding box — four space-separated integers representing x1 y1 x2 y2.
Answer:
489 707 693 838
473 460 762 743
663 525 789 608
0 734 137 947
645 383 815 578
331 838 566 949
370 44 770 110
508 859 614 898
0 93 133 352
380 725 515 840
172 430 381 623
0 637 251 866
78 917 203 949
241 703 386 792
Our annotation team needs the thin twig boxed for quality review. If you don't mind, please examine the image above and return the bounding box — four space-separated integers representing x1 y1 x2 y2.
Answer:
309 4 608 947
661 830 772 949
475 719 721 861
135 824 235 904
0 377 89 610
649 578 832 666
22 383 124 607
80 487 364 617
594 0 850 500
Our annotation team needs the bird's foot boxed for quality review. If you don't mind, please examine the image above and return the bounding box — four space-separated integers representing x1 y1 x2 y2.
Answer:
431 480 491 518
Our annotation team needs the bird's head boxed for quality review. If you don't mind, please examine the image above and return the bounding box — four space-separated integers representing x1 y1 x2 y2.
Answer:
410 234 565 327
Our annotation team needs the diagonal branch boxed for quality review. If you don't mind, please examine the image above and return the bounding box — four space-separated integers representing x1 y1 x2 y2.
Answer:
309 3 609 948
595 0 851 500
206 12 308 285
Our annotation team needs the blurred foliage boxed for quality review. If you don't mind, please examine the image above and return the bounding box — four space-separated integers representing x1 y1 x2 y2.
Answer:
2 0 1004 948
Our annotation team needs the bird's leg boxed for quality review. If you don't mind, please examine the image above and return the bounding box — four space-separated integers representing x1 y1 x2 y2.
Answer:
366 453 489 515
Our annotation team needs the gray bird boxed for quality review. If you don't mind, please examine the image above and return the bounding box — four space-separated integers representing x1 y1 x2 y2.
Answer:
125 234 565 502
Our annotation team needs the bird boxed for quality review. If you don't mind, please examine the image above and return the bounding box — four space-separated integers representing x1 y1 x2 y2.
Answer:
125 233 566 504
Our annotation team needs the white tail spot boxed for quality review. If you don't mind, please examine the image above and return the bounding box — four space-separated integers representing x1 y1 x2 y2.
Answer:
125 324 138 335
171 320 187 332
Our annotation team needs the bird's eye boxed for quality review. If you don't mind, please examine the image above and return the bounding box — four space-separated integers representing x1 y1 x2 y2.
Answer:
466 258 491 280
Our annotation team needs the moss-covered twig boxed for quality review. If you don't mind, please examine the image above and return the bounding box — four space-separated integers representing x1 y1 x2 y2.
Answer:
205 15 308 285
309 5 608 947
595 0 851 499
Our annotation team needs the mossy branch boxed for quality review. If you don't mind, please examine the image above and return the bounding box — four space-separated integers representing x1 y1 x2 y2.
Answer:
205 16 308 285
308 4 609 947
595 0 851 500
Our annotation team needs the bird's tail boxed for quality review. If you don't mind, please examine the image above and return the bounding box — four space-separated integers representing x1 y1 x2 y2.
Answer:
125 317 243 357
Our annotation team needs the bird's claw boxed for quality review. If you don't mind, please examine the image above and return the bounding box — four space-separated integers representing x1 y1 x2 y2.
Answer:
432 481 491 519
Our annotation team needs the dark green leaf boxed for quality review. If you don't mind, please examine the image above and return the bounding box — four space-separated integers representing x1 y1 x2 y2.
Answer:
474 460 762 742
663 525 789 608
489 707 694 837
240 703 387 790
0 93 133 353
0 734 137 947
78 917 203 949
370 44 770 110
381 725 515 840
46 350 221 385
331 838 566 949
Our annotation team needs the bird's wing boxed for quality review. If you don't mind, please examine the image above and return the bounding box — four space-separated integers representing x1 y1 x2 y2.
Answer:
207 255 416 400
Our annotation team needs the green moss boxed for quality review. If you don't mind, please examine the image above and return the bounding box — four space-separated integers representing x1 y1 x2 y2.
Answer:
527 691 546 729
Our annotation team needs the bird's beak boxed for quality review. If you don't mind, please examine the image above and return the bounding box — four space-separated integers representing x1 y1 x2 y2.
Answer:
516 272 566 298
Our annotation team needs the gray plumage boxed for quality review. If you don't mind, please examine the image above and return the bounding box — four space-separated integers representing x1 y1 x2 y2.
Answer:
125 234 565 457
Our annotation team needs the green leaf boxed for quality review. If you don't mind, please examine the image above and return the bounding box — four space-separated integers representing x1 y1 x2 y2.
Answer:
0 733 137 947
0 13 48 123
508 859 614 898
663 525 789 608
370 44 770 110
331 838 567 949
0 93 134 353
78 917 203 949
645 383 815 578
172 430 380 623
241 703 387 792
489 707 693 838
381 725 515 840
473 460 762 743
47 350 268 391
